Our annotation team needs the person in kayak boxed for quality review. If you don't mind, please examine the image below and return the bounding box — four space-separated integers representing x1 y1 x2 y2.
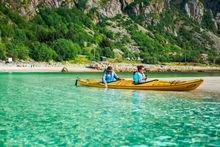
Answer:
102 66 120 88
133 65 147 84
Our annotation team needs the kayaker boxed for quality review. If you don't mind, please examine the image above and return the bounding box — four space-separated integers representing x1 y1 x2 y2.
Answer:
133 65 147 84
102 66 120 88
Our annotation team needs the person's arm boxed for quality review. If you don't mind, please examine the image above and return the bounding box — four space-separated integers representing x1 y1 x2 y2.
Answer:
134 73 146 83
138 77 144 83
114 72 120 80
143 73 147 80
133 72 139 84
102 70 108 88
139 76 147 82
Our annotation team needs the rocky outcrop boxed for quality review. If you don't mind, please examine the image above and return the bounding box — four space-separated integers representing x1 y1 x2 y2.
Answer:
1 0 76 19
106 20 140 53
216 13 220 23
120 0 134 10
184 0 204 22
85 0 123 17
125 0 167 26
61 67 68 72
204 0 220 17
1 0 219 24
206 31 220 52
1 0 125 18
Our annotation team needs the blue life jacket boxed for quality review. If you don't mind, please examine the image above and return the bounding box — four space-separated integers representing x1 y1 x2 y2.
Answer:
133 71 146 84
102 70 119 83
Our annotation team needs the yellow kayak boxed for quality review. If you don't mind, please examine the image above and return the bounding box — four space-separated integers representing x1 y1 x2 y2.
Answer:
77 79 203 91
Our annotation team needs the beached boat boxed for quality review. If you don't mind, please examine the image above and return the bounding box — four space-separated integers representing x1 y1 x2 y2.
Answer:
76 79 203 91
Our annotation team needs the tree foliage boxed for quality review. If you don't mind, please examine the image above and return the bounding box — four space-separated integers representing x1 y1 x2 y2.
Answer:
29 42 57 61
52 39 81 61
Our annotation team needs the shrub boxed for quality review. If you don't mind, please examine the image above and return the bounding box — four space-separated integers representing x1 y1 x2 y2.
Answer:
6 41 29 60
52 39 81 61
202 11 216 32
101 47 115 58
70 55 90 64
0 43 6 60
99 38 112 48
29 42 57 61
38 8 63 28
91 48 102 60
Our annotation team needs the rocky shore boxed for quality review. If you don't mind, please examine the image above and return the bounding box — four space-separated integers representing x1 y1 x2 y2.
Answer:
90 62 220 72
0 61 220 72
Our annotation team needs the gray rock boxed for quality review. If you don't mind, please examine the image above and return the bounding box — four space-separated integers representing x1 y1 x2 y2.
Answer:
61 67 68 72
185 0 204 23
85 0 122 17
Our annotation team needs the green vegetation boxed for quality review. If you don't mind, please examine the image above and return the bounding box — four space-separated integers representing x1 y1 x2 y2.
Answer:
122 5 219 64
0 5 115 62
29 42 57 62
70 55 90 64
0 2 219 65
52 39 81 61
202 10 217 32
0 43 6 60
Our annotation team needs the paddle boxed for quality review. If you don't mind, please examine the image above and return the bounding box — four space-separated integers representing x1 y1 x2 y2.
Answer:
75 77 80 87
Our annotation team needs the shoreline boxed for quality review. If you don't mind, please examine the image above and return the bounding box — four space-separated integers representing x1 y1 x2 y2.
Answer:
0 62 220 73
0 63 100 72
0 64 219 94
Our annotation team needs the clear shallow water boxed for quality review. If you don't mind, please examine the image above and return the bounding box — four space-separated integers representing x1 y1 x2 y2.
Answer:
0 73 220 146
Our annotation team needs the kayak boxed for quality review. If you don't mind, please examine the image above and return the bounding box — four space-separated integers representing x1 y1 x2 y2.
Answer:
77 79 203 91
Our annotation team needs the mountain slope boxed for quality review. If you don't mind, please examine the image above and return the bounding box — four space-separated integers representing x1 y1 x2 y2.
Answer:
0 0 220 64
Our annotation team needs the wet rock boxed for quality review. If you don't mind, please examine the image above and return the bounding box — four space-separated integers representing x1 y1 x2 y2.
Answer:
61 67 68 72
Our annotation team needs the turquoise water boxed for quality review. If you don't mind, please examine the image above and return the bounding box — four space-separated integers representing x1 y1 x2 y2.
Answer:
0 73 220 146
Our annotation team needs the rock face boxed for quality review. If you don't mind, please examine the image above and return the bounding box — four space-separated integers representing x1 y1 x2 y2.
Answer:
120 0 134 10
1 0 75 19
204 0 220 16
216 13 220 28
125 0 167 26
1 0 219 23
206 31 220 52
184 0 204 22
85 0 123 17
3 0 123 18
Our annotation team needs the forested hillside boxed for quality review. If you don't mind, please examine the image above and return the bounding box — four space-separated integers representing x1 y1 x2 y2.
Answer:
0 0 220 64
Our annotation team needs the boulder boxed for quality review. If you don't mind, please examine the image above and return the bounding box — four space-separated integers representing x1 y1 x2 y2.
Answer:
61 67 68 72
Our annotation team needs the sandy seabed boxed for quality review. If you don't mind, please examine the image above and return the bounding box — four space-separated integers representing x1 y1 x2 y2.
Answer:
155 77 220 96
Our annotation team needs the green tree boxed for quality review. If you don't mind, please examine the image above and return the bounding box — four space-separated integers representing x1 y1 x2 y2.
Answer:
6 41 29 60
38 8 63 28
29 42 57 61
0 43 6 60
52 39 81 61
202 11 216 32
91 48 102 60
101 47 114 58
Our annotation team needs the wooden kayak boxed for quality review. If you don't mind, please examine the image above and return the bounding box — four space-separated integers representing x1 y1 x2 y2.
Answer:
77 79 203 91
